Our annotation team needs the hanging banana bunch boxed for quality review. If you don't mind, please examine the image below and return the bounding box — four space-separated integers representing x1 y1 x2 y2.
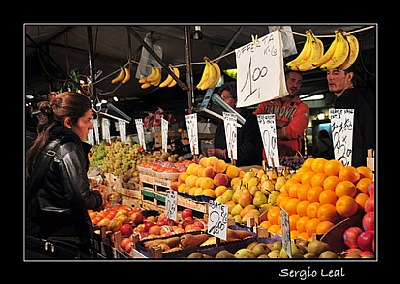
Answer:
159 64 180 88
138 65 162 89
111 66 131 84
196 57 221 90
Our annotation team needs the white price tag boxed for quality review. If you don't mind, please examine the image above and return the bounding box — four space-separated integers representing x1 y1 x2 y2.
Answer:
185 113 199 155
207 200 228 241
330 109 354 166
279 206 292 258
135 118 146 150
161 118 168 153
165 190 178 221
257 114 280 167
223 112 237 160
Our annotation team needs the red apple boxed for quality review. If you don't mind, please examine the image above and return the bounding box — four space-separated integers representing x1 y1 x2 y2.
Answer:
357 230 374 252
156 218 169 226
367 182 374 197
346 248 363 255
343 226 363 249
364 196 374 213
120 223 133 236
130 212 145 225
192 219 205 229
144 221 155 232
181 208 193 219
124 240 133 254
362 211 375 231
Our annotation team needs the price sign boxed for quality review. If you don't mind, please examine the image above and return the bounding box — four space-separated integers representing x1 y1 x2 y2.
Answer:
207 200 228 240
185 113 199 155
165 190 178 221
161 118 168 153
235 30 288 108
118 120 126 142
257 114 280 167
135 119 146 151
223 112 237 160
88 129 94 145
330 109 354 166
92 118 100 145
101 118 111 144
279 206 292 258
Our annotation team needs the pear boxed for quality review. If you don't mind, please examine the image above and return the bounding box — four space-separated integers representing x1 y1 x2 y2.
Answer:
187 252 205 258
248 184 259 196
274 176 287 191
261 180 275 195
234 248 256 258
238 189 253 208
240 204 256 218
279 248 289 258
319 251 339 259
267 192 278 205
233 215 242 223
251 243 271 257
231 204 243 216
303 252 318 259
344 253 362 258
257 253 269 258
307 240 331 256
252 191 268 207
267 250 280 258
258 203 272 214
270 241 282 251
247 241 259 251
215 250 236 259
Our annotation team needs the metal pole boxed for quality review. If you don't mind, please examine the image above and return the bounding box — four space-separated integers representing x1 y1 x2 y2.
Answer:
184 26 194 114
87 26 96 97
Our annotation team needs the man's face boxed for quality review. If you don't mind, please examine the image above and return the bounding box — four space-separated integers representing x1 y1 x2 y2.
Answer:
286 72 302 98
326 69 348 94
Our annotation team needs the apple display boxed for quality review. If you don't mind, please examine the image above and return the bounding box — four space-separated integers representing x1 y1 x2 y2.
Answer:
343 226 363 249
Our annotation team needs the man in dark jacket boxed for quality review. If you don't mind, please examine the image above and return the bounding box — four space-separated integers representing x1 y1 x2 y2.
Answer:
326 67 375 167
206 82 263 166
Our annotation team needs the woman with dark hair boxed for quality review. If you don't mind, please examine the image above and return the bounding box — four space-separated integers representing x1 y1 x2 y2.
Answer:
25 92 104 260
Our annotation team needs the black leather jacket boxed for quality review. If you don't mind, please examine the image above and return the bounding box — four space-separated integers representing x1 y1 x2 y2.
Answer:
26 126 102 247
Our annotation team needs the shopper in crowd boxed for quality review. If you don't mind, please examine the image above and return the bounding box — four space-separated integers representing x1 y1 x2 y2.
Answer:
326 66 375 167
313 129 334 160
253 70 310 158
25 92 104 259
205 81 263 166
25 104 38 150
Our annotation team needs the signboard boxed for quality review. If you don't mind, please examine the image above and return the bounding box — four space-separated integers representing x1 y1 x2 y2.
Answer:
161 118 168 153
135 119 146 150
165 190 178 221
235 30 288 108
207 200 228 241
223 112 238 160
330 108 354 166
280 206 292 258
93 118 100 145
101 118 111 144
185 113 199 155
257 114 280 167
118 120 126 142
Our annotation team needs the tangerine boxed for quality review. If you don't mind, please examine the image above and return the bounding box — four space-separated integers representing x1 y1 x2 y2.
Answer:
267 206 281 225
259 220 272 229
317 203 340 223
356 177 373 194
292 166 312 183
301 170 315 186
319 189 339 205
279 196 292 211
357 166 374 180
311 158 328 173
315 220 335 235
296 216 310 233
306 201 321 218
324 159 344 176
355 192 370 210
290 230 300 240
307 186 324 202
339 165 361 184
284 198 301 215
311 172 327 187
268 224 281 234
302 157 315 169
306 218 321 237
296 231 310 241
297 184 311 201
288 182 302 198
289 214 301 231
336 195 359 217
284 178 298 192
335 180 357 198
296 200 310 217
323 175 340 191
276 190 289 206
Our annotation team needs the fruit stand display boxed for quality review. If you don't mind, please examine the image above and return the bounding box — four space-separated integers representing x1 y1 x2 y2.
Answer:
88 140 375 259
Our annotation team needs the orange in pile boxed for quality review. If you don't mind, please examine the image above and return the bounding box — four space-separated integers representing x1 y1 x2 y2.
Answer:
266 158 374 241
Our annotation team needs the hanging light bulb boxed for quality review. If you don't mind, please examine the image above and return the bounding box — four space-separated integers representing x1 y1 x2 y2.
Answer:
192 26 203 40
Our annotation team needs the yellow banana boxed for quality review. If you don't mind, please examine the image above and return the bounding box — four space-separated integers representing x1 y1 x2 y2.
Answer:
138 77 147 84
159 65 175 88
210 61 221 88
121 67 130 84
286 31 312 70
200 60 217 90
141 82 152 89
320 31 349 70
297 31 324 71
150 68 162 86
196 60 211 90
312 31 339 68
338 33 359 70
168 66 180 88
111 67 125 84
145 66 160 82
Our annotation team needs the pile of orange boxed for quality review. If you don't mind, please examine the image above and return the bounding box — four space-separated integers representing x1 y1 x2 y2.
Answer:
265 158 374 241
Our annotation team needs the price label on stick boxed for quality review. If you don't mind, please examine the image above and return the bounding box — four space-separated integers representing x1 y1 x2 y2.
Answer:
207 200 228 240
165 190 178 221
257 114 280 167
330 108 354 166
135 119 146 151
93 118 100 145
185 113 199 155
118 120 126 142
223 112 237 160
279 206 292 258
101 118 111 144
161 118 168 153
